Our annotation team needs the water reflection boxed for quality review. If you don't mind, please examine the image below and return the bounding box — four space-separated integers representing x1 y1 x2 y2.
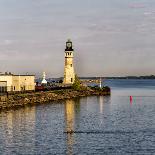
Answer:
0 90 154 154
99 96 104 114
64 97 111 154
97 96 111 112
64 99 76 155
2 111 14 152
65 100 75 131
0 106 36 154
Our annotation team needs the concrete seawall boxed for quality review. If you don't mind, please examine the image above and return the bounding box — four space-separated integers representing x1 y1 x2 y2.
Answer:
0 88 110 110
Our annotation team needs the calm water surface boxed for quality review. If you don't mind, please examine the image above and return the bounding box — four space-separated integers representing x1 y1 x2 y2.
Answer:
0 79 155 154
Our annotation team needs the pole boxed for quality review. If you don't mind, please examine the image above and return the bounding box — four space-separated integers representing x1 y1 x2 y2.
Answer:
99 77 102 88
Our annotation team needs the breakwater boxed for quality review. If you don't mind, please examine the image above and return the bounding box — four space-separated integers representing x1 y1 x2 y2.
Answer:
0 87 110 110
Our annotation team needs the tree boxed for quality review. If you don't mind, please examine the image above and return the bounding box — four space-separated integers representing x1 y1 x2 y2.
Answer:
72 74 81 90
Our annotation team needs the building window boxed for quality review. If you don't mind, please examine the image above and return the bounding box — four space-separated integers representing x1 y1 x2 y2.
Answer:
70 64 72 67
11 86 13 91
71 78 73 82
14 86 15 90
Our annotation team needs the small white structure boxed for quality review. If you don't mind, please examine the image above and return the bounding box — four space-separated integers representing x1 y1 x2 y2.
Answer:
41 72 47 84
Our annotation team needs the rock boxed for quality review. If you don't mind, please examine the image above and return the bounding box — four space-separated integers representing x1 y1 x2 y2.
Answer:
0 88 110 110
24 98 30 102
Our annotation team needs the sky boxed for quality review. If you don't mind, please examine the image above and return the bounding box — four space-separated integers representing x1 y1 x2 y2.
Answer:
0 0 155 77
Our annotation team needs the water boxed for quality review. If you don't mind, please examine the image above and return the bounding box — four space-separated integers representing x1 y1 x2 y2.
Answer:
0 79 155 154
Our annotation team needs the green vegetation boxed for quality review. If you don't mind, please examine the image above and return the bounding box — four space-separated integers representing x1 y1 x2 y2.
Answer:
101 86 110 92
53 90 66 94
72 75 82 90
90 85 110 92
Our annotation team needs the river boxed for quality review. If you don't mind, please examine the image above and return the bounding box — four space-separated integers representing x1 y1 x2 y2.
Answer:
0 79 155 154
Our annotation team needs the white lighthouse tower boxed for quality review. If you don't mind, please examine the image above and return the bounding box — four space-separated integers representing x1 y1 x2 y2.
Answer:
41 72 47 84
63 39 75 84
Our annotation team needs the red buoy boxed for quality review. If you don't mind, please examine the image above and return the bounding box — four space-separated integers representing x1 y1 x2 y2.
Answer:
130 96 133 102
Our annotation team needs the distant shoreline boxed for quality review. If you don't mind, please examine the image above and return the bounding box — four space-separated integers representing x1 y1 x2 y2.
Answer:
42 76 155 83
0 88 110 110
79 76 155 80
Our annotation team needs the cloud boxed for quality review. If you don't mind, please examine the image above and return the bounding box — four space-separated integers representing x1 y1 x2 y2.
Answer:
3 40 13 45
129 3 146 9
0 0 155 76
144 11 155 17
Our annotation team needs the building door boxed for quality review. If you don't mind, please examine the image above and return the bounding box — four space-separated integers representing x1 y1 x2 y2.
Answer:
0 81 7 92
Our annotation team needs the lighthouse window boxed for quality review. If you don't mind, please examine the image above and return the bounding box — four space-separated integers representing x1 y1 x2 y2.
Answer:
71 78 73 82
70 64 72 67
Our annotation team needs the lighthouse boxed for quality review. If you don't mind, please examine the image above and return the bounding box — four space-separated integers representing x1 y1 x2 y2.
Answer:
63 39 75 84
